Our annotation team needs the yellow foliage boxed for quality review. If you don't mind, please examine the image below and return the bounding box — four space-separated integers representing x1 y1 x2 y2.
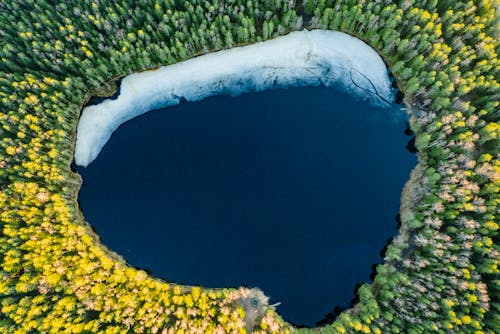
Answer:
6 146 16 155
45 273 61 285
47 149 58 158
24 94 39 105
191 286 201 301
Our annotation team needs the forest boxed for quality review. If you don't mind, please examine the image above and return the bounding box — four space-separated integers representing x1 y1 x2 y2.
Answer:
0 0 498 333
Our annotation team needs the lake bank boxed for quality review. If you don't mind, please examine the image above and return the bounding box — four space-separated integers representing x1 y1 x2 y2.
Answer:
75 29 394 167
77 85 415 326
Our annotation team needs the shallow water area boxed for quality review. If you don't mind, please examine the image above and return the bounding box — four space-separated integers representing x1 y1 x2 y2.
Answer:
77 86 416 326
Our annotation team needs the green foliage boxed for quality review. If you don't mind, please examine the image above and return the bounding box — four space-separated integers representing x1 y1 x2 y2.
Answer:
0 0 498 333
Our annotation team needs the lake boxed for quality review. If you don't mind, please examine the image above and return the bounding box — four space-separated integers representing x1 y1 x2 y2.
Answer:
77 85 416 326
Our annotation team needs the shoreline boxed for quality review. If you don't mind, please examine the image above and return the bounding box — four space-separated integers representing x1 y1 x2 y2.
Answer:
65 29 424 330
74 29 394 167
68 29 414 328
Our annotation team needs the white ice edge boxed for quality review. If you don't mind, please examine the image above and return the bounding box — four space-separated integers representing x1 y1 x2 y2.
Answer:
75 29 394 167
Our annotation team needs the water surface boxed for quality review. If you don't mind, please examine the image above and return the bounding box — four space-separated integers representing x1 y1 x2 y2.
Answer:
77 86 416 326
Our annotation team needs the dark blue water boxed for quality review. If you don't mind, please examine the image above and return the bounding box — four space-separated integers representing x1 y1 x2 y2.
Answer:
77 86 416 326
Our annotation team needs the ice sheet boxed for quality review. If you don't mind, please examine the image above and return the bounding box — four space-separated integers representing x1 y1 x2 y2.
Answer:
75 30 394 166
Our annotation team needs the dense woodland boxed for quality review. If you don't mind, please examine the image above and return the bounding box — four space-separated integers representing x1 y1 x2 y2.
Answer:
0 0 498 333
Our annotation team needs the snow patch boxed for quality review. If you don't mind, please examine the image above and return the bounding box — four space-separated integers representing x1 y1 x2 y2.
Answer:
75 30 394 167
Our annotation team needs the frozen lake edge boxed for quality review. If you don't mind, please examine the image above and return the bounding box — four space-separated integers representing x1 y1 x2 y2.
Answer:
75 29 394 167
